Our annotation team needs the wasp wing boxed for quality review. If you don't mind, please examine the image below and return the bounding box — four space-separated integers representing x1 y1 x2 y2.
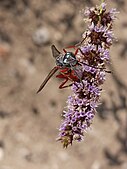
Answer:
70 63 83 81
37 66 58 93
51 45 61 58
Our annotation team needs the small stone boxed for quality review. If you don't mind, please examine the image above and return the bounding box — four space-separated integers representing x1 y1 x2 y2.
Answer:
32 27 50 46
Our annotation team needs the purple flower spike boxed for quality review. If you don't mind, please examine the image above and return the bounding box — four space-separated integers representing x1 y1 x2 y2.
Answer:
57 2 117 148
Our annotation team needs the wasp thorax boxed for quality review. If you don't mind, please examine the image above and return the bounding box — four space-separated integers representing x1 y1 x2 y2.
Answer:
56 52 78 68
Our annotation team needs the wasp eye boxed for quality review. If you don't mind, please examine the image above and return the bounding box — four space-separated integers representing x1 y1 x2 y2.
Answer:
56 56 64 67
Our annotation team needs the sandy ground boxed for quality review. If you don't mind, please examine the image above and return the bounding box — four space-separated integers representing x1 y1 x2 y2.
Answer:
0 0 127 169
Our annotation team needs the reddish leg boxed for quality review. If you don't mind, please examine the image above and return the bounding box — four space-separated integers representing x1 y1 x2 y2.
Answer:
59 82 73 89
59 78 69 89
58 68 79 82
63 48 67 53
63 45 77 54
75 34 87 47
63 35 87 52
59 77 75 89
65 46 83 55
56 70 76 89
56 74 73 89
65 45 76 49
57 71 80 89
63 45 81 55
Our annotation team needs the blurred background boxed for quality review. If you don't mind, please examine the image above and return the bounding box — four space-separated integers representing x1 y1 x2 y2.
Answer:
0 0 127 169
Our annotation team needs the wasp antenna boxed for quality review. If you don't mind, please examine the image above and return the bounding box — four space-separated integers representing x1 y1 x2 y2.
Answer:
105 70 112 73
36 88 42 94
51 45 61 58
36 66 59 93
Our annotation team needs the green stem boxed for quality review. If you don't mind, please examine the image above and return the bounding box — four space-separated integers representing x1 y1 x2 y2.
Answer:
98 0 105 21
99 0 105 14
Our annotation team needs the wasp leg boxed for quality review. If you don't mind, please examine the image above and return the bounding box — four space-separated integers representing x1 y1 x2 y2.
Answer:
56 73 73 89
56 75 70 89
74 33 88 47
63 48 67 53
59 78 70 89
60 68 79 82
75 36 87 47
64 34 87 50
64 45 76 49
59 83 73 89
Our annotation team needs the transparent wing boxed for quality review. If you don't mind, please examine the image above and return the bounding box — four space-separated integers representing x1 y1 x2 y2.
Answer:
51 45 61 58
37 66 58 93
71 64 83 81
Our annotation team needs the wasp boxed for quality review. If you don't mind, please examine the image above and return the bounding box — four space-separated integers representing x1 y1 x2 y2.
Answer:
37 45 82 93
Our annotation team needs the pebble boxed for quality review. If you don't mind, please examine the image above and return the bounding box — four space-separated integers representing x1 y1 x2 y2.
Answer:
32 27 50 46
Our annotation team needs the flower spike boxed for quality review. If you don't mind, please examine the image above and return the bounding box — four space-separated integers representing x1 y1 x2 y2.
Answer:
57 1 118 148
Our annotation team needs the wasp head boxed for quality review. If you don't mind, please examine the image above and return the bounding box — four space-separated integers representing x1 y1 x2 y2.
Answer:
56 52 78 68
